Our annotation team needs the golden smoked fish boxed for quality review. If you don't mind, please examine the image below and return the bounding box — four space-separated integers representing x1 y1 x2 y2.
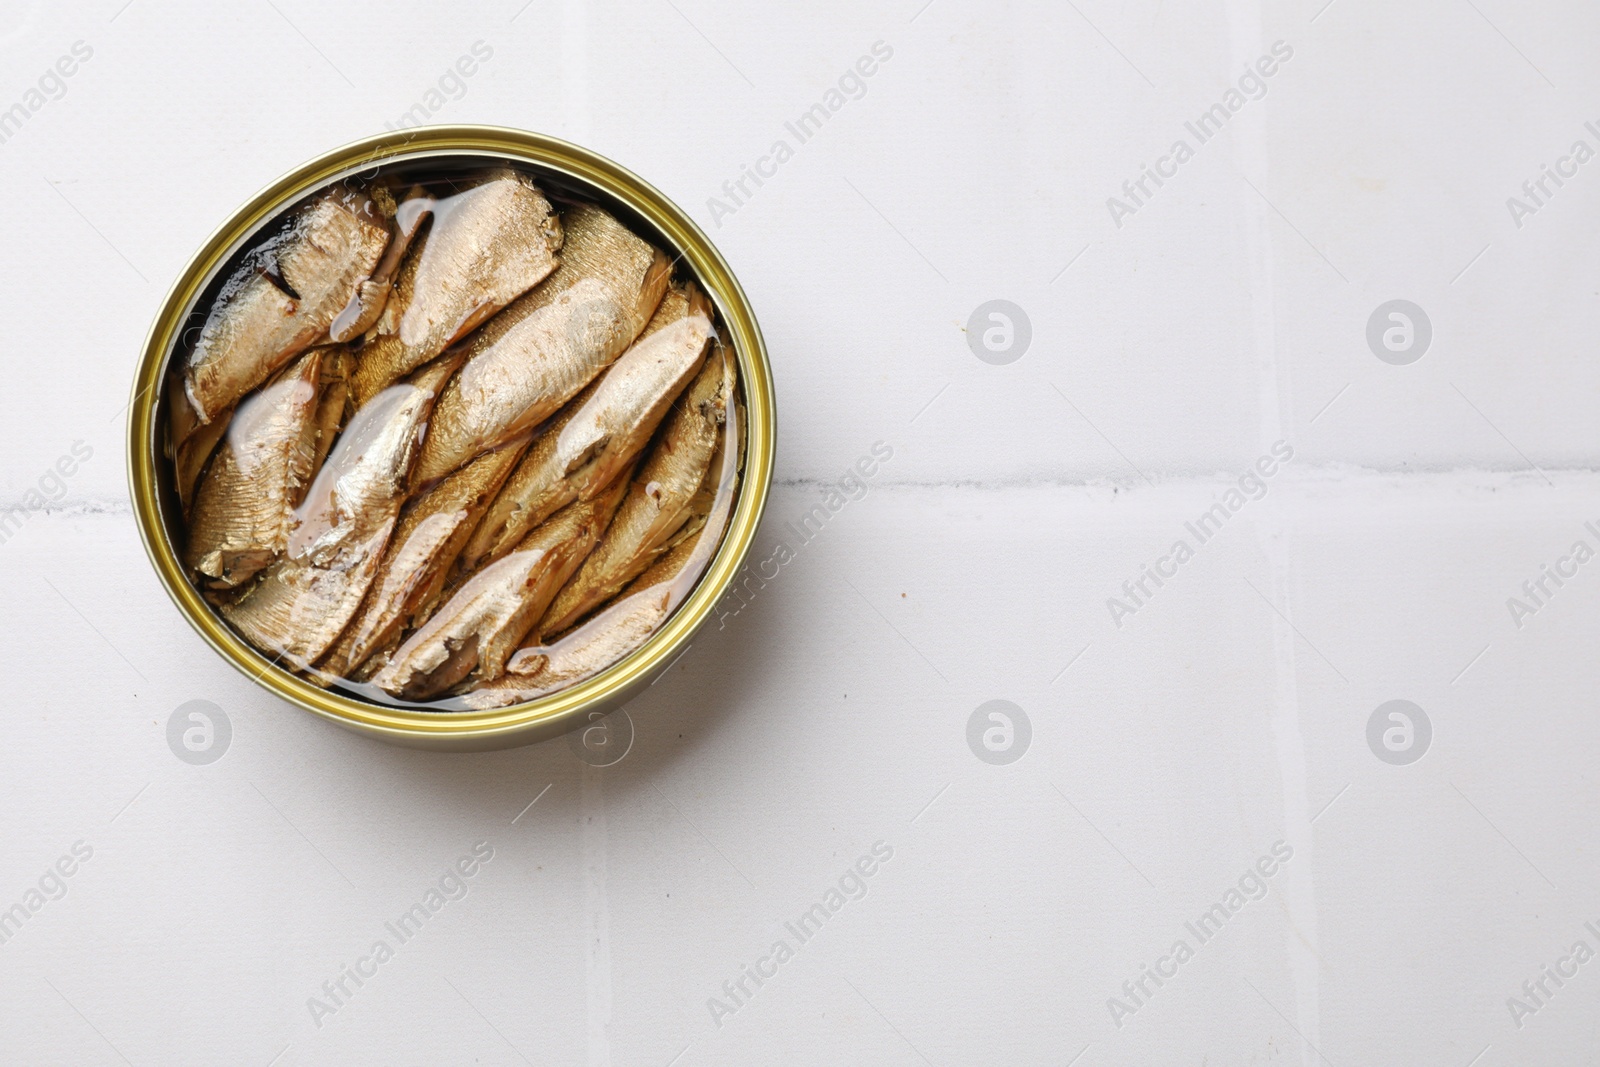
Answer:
170 384 230 516
410 203 671 486
318 440 528 678
461 428 738 710
538 344 733 635
220 356 456 666
181 343 351 524
463 587 670 708
310 346 356 473
328 185 427 344
459 285 714 572
184 186 392 425
184 349 324 588
369 478 628 701
348 171 563 407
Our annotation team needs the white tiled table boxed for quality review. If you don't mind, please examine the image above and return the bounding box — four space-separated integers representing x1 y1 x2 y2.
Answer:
3 1 1598 1063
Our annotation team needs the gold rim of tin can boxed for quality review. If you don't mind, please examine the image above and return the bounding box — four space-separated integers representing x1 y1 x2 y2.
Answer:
126 125 774 750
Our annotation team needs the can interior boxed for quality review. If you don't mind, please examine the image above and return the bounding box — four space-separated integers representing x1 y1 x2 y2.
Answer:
148 146 753 719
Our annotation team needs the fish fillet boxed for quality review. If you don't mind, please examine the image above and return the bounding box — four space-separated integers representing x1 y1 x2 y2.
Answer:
309 346 356 473
184 185 392 425
538 343 734 635
170 384 230 516
410 203 671 486
460 284 714 572
184 348 324 588
369 476 629 701
462 417 739 710
220 355 456 666
348 170 563 407
318 440 528 678
328 184 428 344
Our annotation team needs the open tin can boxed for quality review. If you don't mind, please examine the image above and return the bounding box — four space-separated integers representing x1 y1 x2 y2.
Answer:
127 126 773 750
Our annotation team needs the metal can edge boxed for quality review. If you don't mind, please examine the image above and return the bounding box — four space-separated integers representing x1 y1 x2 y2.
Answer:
126 125 775 751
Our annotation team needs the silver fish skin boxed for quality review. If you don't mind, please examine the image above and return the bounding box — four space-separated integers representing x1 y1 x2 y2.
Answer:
410 203 671 486
369 477 628 701
459 285 713 572
184 349 324 588
185 186 391 426
619 362 741 600
461 587 671 709
318 441 527 679
537 343 733 635
317 508 460 679
348 171 563 407
328 184 427 343
170 384 229 516
453 381 595 576
309 346 356 473
220 356 455 667
463 427 738 710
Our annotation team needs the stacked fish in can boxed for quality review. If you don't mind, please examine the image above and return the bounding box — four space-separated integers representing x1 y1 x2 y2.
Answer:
166 168 740 709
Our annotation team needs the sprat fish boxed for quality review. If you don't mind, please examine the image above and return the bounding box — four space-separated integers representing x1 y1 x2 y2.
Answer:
460 284 713 572
409 203 670 487
184 185 392 426
348 171 563 407
318 439 528 679
538 342 733 635
220 355 456 666
183 348 324 588
369 476 629 701
462 418 738 710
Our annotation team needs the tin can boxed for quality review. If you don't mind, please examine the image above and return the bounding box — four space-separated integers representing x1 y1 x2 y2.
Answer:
127 126 773 750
